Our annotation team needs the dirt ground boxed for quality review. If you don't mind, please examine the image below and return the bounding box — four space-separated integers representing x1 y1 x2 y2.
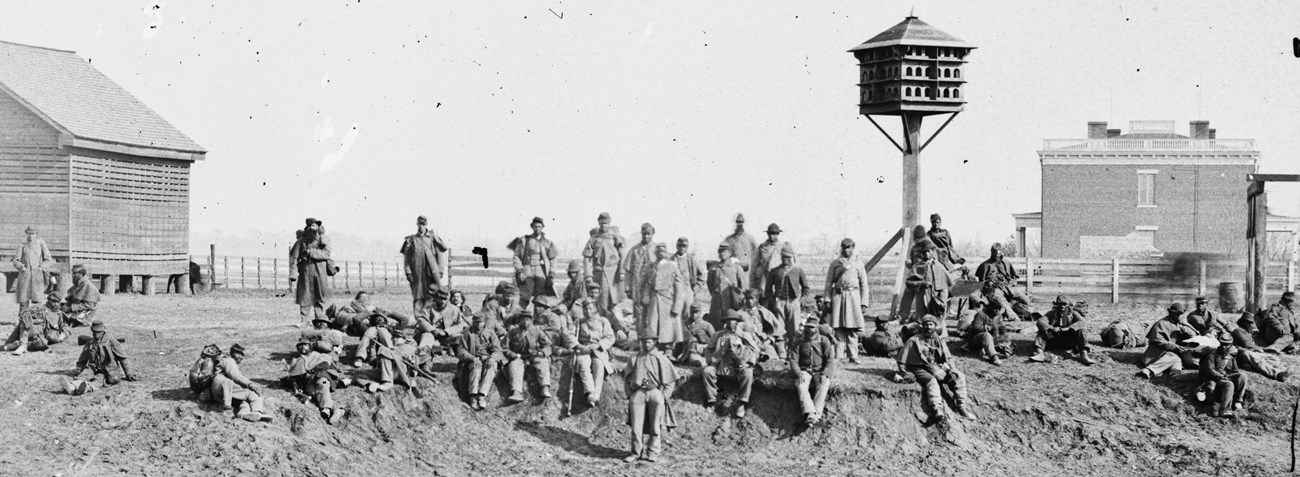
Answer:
0 289 1296 477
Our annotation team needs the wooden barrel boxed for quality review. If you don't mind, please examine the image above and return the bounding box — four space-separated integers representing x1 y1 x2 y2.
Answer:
1218 281 1244 313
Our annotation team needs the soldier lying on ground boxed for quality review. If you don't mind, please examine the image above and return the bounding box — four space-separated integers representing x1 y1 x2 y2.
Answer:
328 291 411 336
62 320 136 395
301 316 345 357
4 291 68 355
1100 319 1147 349
1226 312 1290 382
285 338 350 425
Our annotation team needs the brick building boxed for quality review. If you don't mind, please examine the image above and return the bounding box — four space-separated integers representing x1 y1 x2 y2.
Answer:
1019 120 1259 259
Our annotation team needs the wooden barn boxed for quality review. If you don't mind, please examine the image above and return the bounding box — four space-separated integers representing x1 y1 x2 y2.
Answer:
0 40 205 295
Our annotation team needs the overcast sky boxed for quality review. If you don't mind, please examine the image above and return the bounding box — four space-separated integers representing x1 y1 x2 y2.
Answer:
3 1 1297 258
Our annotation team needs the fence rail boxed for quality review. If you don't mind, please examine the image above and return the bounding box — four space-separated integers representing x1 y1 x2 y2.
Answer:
181 254 1299 305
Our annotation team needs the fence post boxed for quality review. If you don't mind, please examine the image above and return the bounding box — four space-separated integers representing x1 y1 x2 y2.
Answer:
256 258 262 289
371 261 376 289
1111 258 1120 304
1289 260 1296 292
1198 260 1206 298
240 257 246 289
1024 256 1033 296
383 262 388 287
273 258 279 290
344 260 350 290
209 244 217 290
223 256 229 288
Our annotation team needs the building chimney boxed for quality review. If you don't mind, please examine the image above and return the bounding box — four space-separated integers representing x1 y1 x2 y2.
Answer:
1107 129 1121 138
1208 128 1216 139
1088 121 1108 139
1190 120 1210 139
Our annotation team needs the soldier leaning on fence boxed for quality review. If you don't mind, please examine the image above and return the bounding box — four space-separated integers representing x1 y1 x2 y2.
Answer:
62 320 136 395
4 291 68 355
291 218 332 327
401 215 448 319
62 264 100 328
508 217 560 307
926 214 967 276
11 226 54 311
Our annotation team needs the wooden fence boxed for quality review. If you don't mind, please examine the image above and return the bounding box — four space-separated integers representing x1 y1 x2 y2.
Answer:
187 254 1298 305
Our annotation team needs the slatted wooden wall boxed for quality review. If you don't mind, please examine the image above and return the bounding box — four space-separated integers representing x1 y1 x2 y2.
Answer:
0 91 71 260
68 151 189 275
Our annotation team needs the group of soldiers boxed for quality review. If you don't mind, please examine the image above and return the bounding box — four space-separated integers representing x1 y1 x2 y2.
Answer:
8 210 1298 463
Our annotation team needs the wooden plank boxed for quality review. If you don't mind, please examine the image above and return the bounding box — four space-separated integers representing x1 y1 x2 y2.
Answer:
1112 258 1120 304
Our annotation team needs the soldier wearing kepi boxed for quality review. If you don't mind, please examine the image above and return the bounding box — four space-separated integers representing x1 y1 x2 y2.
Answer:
4 291 68 355
671 237 705 327
62 319 137 395
1198 331 1248 418
583 212 625 315
623 223 657 329
703 310 761 418
965 300 1011 366
706 243 748 330
723 213 758 273
291 218 332 327
897 315 976 424
825 238 870 363
790 316 835 427
503 310 553 402
208 344 272 422
560 260 586 309
401 215 448 318
573 300 617 406
624 337 678 463
454 314 502 411
1260 291 1298 354
508 217 559 306
1186 296 1226 335
284 338 349 425
750 223 785 294
11 226 54 311
1030 296 1095 365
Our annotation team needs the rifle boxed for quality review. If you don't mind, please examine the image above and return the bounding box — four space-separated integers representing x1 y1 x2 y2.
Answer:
564 350 579 417
404 356 438 383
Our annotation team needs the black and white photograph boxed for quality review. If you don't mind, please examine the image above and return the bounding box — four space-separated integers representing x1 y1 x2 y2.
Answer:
0 1 1298 475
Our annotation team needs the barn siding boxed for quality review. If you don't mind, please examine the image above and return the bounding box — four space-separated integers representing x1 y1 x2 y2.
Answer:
68 151 189 275
0 150 71 259
0 90 61 147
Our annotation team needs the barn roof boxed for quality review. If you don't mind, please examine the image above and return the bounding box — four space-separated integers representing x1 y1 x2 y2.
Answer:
0 40 205 159
848 16 974 52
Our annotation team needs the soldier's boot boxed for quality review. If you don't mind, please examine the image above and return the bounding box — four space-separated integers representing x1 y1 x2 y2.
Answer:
644 436 661 462
60 376 76 395
11 344 26 356
1079 349 1096 366
506 391 525 403
327 407 346 425
540 385 553 399
734 401 748 418
119 361 138 381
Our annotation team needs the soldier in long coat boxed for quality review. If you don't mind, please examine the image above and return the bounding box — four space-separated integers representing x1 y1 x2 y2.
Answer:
722 213 757 272
291 218 332 326
926 214 966 274
583 212 624 315
671 237 704 323
401 215 448 318
641 243 686 348
12 227 54 310
624 337 678 463
707 243 748 330
899 238 952 323
623 223 657 328
825 238 870 362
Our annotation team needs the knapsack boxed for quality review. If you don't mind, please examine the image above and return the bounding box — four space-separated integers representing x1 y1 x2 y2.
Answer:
188 346 222 394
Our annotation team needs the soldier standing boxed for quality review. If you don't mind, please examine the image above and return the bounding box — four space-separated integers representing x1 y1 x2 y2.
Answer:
401 215 448 318
583 212 624 315
624 337 678 463
623 223 656 328
750 224 784 294
11 226 54 311
508 217 559 306
825 239 870 362
722 213 757 272
291 218 332 327
706 243 747 330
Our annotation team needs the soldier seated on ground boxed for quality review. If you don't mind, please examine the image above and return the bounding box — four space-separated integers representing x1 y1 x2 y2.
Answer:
415 288 470 356
4 292 68 355
352 313 416 393
1030 296 1095 366
449 289 474 318
1135 303 1199 379
1226 313 1290 382
862 315 903 358
571 301 617 407
285 338 351 424
739 289 784 360
675 304 714 367
62 320 137 395
1186 296 1227 336
897 315 976 425
1261 291 1298 354
702 310 761 418
454 314 502 411
211 344 273 423
503 310 553 402
301 316 345 356
790 316 835 427
1196 332 1249 418
532 295 575 350
62 264 100 328
964 301 1012 366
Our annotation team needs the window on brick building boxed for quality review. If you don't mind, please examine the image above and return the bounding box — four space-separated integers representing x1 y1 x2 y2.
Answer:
1137 172 1156 206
